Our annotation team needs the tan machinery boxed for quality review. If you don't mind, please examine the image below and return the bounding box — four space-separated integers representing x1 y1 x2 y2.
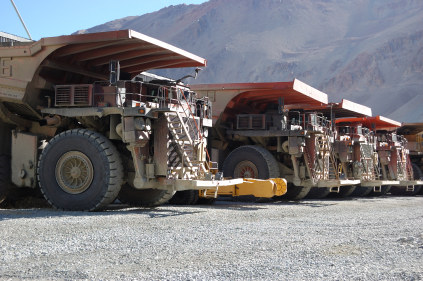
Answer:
192 81 360 200
334 116 423 196
0 30 245 210
332 116 401 196
302 99 374 198
392 122 423 195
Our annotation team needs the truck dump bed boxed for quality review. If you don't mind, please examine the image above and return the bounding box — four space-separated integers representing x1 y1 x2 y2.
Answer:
0 29 207 121
191 79 328 123
335 115 401 131
306 99 372 118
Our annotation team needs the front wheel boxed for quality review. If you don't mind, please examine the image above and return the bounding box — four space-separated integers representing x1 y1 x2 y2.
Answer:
37 129 123 211
305 187 331 199
169 190 199 205
282 184 312 200
350 186 373 197
223 145 280 179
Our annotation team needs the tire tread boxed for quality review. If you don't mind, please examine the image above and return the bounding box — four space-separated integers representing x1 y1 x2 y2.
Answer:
37 129 123 211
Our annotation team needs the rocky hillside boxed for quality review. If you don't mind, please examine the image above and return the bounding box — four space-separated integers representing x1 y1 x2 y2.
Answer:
77 0 423 122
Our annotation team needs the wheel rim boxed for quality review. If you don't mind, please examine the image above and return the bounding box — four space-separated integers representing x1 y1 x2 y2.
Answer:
234 160 259 178
55 151 94 194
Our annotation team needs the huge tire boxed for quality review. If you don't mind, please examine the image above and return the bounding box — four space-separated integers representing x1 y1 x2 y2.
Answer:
37 129 123 211
328 185 356 198
282 184 312 200
222 145 280 201
118 184 175 207
169 190 199 205
223 145 280 179
390 163 423 196
350 186 373 197
0 154 11 204
305 187 331 199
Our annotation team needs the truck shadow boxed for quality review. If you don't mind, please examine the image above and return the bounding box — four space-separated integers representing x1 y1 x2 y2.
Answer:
274 199 338 208
2 195 417 221
0 200 280 221
0 205 206 221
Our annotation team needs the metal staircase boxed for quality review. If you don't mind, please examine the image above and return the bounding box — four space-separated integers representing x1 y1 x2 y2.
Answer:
164 90 208 178
304 134 338 184
317 134 338 180
359 143 377 181
166 112 195 168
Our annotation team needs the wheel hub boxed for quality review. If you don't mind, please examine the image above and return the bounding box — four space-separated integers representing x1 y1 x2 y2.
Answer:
55 151 94 194
70 167 81 178
234 160 259 178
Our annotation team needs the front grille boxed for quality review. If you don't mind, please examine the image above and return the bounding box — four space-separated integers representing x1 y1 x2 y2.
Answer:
237 114 266 130
55 85 92 106
74 86 91 105
55 86 71 106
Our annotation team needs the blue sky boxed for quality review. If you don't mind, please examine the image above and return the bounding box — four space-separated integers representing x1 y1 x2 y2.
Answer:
1 0 207 40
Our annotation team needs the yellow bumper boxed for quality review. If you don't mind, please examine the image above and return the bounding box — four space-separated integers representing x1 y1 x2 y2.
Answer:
201 178 287 198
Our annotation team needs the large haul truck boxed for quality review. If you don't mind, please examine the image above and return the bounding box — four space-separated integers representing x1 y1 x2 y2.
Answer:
397 123 423 195
0 30 243 211
332 116 401 197
334 116 423 196
301 99 375 198
192 81 360 200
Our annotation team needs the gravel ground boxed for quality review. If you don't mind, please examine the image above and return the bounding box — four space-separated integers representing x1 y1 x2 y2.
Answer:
0 196 422 281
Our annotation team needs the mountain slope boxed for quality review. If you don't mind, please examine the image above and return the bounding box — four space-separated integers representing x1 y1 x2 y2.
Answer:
77 0 423 122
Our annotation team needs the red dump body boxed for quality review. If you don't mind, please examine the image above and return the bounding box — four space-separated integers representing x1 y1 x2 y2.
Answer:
335 116 401 131
191 79 328 124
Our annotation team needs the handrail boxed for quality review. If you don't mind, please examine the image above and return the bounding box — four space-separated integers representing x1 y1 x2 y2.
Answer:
177 88 212 168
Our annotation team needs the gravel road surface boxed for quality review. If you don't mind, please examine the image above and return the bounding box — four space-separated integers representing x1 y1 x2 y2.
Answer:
1 196 422 280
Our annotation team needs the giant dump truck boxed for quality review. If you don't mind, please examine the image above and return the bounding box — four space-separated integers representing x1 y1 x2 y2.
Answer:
0 30 243 211
192 81 360 200
397 123 423 195
331 116 401 197
333 116 423 196
300 99 375 198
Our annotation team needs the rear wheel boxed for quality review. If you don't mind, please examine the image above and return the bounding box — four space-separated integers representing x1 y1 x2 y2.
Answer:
38 129 123 211
118 184 175 207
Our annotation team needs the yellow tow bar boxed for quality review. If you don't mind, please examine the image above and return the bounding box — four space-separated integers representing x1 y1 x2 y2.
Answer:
200 178 287 198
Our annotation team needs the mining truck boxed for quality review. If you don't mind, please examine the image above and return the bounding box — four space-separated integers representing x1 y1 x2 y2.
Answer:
332 116 400 197
191 81 360 200
397 123 423 195
0 30 244 211
299 99 375 198
335 116 423 196
356 116 423 196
